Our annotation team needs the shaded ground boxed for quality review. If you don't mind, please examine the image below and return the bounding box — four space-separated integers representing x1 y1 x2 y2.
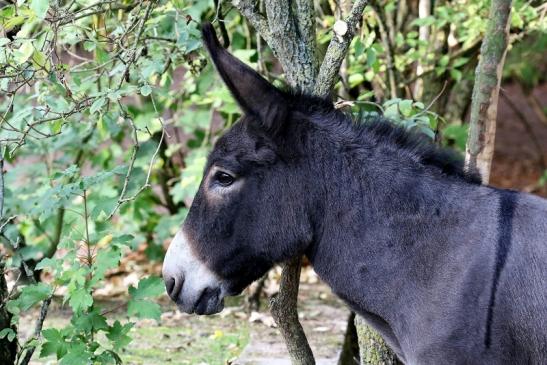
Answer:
236 282 349 365
18 279 348 365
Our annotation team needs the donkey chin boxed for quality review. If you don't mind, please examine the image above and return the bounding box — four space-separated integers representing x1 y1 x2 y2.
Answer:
162 230 230 315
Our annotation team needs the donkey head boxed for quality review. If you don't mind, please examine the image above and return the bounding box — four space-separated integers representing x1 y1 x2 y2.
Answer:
162 24 315 314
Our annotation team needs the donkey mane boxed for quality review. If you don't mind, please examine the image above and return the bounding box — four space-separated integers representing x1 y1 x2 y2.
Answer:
287 92 482 185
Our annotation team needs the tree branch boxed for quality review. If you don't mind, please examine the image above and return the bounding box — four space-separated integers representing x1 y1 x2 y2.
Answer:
18 297 51 365
465 0 512 183
368 4 397 99
231 0 274 47
315 0 368 96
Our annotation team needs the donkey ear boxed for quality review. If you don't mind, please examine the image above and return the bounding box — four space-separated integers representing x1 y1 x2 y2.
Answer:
201 23 287 132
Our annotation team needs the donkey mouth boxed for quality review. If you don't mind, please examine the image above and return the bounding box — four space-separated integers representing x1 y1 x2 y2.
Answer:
177 286 225 315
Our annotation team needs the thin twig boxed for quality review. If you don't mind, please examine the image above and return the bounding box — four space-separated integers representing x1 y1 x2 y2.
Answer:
107 96 166 219
18 297 52 365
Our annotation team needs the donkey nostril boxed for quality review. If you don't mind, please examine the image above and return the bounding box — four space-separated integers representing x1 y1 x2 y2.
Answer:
165 276 183 301
165 277 175 295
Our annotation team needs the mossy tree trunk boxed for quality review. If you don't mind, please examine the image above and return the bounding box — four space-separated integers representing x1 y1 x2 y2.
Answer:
231 1 398 364
355 316 401 365
465 0 513 183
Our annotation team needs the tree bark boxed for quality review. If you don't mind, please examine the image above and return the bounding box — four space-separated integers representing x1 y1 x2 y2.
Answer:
0 157 17 365
412 0 431 100
355 316 401 365
0 260 17 365
270 256 315 365
338 312 360 365
465 0 512 183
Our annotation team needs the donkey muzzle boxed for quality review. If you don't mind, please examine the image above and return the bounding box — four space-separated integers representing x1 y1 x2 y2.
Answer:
162 229 225 315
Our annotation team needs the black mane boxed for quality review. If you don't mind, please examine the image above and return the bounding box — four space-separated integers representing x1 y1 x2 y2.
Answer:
288 93 482 185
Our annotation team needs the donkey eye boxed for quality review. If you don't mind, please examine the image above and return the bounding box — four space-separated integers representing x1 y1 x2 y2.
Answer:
214 171 235 187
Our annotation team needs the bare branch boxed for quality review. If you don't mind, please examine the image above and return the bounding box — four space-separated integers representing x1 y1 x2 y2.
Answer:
314 0 368 96
18 297 52 365
368 4 397 99
107 97 166 219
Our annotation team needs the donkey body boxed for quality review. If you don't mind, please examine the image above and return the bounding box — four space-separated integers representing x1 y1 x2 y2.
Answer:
162 24 547 364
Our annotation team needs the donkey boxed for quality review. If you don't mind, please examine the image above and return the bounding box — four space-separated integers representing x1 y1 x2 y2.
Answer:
162 24 547 364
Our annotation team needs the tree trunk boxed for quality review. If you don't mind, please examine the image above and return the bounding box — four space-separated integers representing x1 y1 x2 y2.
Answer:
0 260 17 365
413 0 431 100
355 316 401 365
338 312 360 365
270 256 315 365
465 0 512 183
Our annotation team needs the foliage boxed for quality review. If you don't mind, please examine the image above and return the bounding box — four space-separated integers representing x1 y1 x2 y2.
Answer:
0 0 545 364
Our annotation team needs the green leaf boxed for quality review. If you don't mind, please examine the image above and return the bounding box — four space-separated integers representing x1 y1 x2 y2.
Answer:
90 197 116 220
140 84 152 96
439 55 450 67
40 328 68 359
366 48 377 67
127 299 161 321
92 247 121 283
90 97 106 114
59 343 92 365
111 234 134 247
411 16 436 27
35 257 58 271
4 16 25 32
0 328 16 342
128 276 164 300
363 31 376 48
14 40 35 65
31 50 49 71
348 73 364 88
17 283 53 311
354 38 364 57
171 148 208 203
452 57 469 68
73 308 109 333
106 321 134 350
68 287 93 313
30 0 49 20
450 69 463 82
398 100 414 117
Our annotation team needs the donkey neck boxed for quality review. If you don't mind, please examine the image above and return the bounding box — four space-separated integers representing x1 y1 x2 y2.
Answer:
303 125 495 356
